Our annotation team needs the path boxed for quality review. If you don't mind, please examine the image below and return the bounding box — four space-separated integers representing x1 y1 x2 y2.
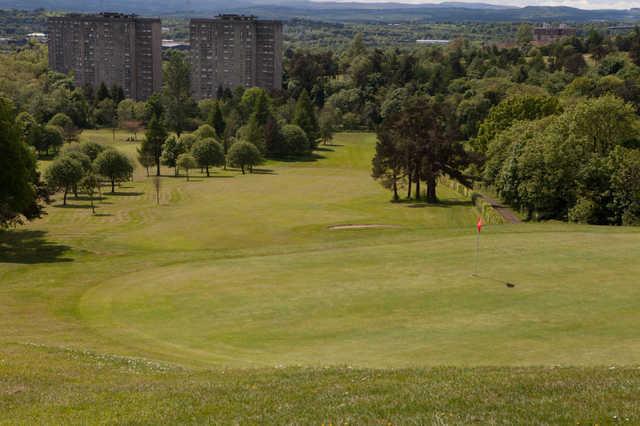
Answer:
478 193 522 224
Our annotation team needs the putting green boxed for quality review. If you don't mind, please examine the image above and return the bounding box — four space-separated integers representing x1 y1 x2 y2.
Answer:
78 227 640 368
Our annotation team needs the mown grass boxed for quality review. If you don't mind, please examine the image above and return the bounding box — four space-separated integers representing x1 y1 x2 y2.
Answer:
2 343 639 424
2 130 640 422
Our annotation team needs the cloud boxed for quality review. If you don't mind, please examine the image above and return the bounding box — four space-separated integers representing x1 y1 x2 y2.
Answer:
311 0 637 10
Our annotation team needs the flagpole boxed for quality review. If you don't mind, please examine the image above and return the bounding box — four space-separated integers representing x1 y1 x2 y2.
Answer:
474 227 480 276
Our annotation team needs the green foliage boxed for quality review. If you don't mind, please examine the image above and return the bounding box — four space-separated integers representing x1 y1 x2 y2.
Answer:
78 140 105 162
293 90 320 148
162 51 194 135
208 101 226 138
227 141 263 174
161 135 184 172
0 97 43 226
484 96 640 223
472 94 561 155
280 124 310 157
176 153 197 180
140 114 168 176
94 149 133 193
44 155 84 205
191 138 225 176
193 124 217 140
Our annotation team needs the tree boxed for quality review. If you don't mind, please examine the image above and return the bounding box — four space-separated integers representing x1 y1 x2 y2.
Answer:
161 135 184 176
45 155 84 205
39 125 64 155
372 125 403 201
94 149 133 193
209 101 226 139
193 124 217 140
48 112 77 142
63 150 92 197
516 23 533 47
163 51 194 136
79 141 105 162
472 95 561 155
94 98 116 128
191 138 225 177
568 95 639 155
176 153 197 181
137 146 155 177
280 124 310 157
227 141 263 174
81 172 100 214
140 114 168 176
0 97 45 227
384 96 467 203
293 89 320 147
96 82 110 102
319 107 336 145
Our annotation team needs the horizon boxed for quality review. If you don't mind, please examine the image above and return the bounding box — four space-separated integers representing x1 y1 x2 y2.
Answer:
310 0 638 10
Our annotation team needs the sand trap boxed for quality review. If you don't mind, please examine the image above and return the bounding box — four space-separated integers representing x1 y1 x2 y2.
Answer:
328 224 401 230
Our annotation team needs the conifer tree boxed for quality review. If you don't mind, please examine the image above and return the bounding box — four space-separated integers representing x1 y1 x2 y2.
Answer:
293 90 320 148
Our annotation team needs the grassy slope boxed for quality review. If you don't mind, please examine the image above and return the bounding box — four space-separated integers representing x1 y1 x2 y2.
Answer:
2 131 640 422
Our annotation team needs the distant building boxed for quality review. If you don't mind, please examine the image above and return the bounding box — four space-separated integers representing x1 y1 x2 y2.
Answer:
26 32 47 43
47 13 162 101
162 39 190 51
190 15 283 100
416 39 450 45
533 23 576 44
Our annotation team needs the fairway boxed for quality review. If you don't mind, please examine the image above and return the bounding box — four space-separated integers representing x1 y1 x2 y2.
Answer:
2 131 640 371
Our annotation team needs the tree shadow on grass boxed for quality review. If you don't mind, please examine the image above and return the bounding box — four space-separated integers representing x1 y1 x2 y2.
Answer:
251 168 276 175
402 199 473 208
0 230 72 264
106 192 145 197
276 153 327 163
53 203 95 209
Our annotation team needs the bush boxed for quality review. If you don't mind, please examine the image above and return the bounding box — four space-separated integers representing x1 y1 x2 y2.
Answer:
568 198 599 224
280 124 310 157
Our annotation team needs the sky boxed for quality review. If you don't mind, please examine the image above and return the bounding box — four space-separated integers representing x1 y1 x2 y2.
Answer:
312 0 639 10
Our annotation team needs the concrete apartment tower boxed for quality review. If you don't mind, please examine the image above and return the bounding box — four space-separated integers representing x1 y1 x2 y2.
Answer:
190 15 283 100
47 13 162 101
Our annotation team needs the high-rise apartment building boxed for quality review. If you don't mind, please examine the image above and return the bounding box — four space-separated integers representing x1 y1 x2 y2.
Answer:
48 13 162 101
190 15 283 100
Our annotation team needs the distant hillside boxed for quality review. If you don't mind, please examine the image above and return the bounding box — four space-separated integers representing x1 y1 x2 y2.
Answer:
0 0 639 23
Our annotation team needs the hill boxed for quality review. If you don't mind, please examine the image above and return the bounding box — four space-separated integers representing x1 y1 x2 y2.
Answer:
1 0 639 23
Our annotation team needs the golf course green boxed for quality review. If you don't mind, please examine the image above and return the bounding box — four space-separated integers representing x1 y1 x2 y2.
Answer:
2 131 640 423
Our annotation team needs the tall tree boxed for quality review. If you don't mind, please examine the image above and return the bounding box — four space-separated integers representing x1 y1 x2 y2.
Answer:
209 101 226 138
140 114 168 177
163 51 194 136
372 125 403 201
0 97 46 227
293 90 320 148
385 96 467 203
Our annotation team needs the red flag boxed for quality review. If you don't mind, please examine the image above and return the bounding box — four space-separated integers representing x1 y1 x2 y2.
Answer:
476 217 483 233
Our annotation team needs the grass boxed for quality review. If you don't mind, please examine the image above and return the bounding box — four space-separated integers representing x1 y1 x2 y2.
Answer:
2 131 640 422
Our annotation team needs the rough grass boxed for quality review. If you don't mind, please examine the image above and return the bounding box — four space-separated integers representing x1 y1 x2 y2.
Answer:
2 343 639 425
2 131 640 422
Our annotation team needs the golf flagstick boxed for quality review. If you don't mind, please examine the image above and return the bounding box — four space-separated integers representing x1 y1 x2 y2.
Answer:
474 217 483 276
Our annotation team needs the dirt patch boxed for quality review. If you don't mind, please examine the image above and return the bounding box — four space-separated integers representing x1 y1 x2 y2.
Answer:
328 224 401 230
